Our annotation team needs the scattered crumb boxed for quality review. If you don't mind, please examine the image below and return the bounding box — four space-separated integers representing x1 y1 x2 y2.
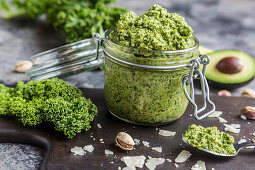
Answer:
105 149 114 155
145 158 165 170
100 138 104 143
148 156 152 159
97 124 102 128
207 111 222 118
190 114 193 116
218 117 227 123
248 122 251 124
158 130 176 137
70 146 86 156
212 168 215 170
142 141 150 147
118 166 121 170
134 138 140 145
238 138 247 144
83 145 94 153
121 156 146 168
110 162 114 164
175 150 192 163
246 146 255 149
151 147 162 153
191 160 206 170
252 133 255 136
166 159 172 162
240 115 247 120
122 167 136 170
224 124 240 134
174 163 179 168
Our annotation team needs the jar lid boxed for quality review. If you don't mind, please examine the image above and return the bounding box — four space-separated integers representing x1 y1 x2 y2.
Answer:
26 37 104 80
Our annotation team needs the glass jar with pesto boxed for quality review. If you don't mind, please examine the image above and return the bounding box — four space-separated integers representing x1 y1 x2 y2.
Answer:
27 5 215 126
102 5 215 125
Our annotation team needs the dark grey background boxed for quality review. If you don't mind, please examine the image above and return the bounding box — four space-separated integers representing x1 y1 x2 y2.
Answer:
0 0 255 169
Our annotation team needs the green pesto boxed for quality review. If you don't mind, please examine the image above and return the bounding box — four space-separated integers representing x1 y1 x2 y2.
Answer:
184 124 236 155
104 5 198 125
109 4 194 52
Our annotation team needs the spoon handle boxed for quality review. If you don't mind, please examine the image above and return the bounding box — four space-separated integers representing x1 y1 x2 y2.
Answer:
235 140 255 153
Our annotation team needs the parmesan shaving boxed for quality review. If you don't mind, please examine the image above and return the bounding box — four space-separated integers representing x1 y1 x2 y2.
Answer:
224 124 240 134
158 130 176 137
70 146 86 156
83 145 94 153
105 149 114 155
240 115 247 120
218 117 227 123
151 147 162 153
175 150 192 163
191 160 206 170
145 158 165 170
207 111 222 118
121 156 146 168
122 166 136 170
142 141 150 147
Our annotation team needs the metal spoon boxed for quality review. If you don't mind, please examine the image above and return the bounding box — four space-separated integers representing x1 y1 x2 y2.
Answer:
182 135 255 157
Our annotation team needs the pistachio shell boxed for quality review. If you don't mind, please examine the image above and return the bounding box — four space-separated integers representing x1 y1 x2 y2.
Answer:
115 132 134 151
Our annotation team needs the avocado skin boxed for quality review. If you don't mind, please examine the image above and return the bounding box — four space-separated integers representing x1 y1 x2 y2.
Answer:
204 50 255 89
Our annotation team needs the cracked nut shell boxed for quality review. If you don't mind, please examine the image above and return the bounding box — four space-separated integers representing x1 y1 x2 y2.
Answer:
15 61 33 73
115 132 134 151
242 89 255 98
241 106 255 120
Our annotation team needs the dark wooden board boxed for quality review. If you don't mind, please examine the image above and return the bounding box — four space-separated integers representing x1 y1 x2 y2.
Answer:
0 88 255 170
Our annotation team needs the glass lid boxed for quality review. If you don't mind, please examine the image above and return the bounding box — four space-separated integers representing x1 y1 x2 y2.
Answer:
26 36 104 80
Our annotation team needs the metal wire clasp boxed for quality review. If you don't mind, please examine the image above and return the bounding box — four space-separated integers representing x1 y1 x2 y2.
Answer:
182 55 215 120
94 33 104 60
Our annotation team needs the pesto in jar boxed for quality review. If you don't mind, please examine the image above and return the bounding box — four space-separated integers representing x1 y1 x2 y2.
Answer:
109 4 194 52
104 5 198 125
184 124 236 155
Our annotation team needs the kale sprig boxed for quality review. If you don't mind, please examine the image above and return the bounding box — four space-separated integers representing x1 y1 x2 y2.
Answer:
0 0 127 42
0 78 97 138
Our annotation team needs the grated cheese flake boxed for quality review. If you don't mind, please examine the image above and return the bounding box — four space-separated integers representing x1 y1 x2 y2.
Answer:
121 156 146 168
83 145 94 153
175 150 192 163
70 146 86 156
207 111 222 118
174 163 179 168
191 160 206 170
97 124 102 128
145 158 165 170
240 115 247 120
151 147 162 153
105 149 114 155
142 141 150 147
224 124 240 134
122 166 136 170
158 130 176 137
134 138 140 145
218 117 227 123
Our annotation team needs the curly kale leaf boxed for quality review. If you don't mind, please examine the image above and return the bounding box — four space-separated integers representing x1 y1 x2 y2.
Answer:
1 0 127 42
0 78 97 138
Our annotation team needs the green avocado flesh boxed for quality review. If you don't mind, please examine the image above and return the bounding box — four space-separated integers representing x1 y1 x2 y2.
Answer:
184 124 236 155
205 50 255 84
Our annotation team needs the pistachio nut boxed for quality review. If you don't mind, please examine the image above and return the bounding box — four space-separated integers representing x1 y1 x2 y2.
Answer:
218 90 231 97
241 106 255 120
15 60 33 73
115 132 134 151
241 89 255 98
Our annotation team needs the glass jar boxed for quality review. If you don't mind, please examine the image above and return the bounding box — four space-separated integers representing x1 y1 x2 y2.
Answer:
26 29 215 125
103 29 214 125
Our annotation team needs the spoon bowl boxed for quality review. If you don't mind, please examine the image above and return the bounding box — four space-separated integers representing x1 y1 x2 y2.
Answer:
182 135 255 157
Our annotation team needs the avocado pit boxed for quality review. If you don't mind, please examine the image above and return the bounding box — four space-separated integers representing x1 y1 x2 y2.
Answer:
216 57 244 74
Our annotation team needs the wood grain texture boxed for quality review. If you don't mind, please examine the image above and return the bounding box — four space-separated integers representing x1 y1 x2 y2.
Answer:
0 88 254 170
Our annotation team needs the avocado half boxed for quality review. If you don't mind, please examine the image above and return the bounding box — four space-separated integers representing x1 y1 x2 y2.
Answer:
205 50 255 88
